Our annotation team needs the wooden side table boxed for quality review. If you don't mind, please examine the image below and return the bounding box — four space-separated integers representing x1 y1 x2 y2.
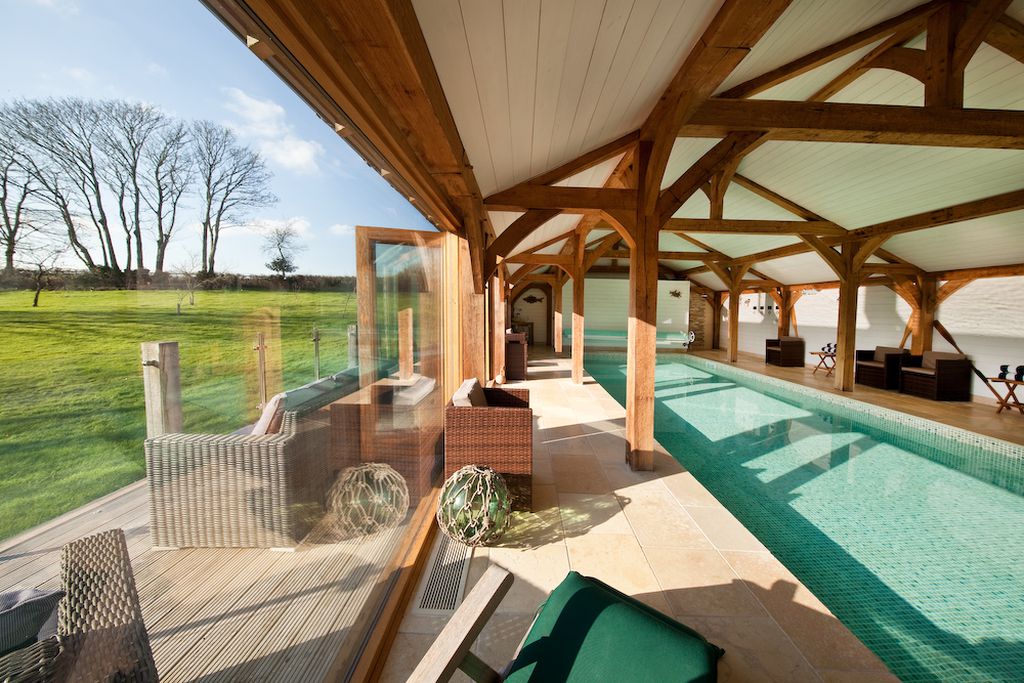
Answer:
810 351 836 377
990 378 1024 415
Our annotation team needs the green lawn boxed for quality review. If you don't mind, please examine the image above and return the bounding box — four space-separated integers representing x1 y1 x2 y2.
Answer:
0 289 358 540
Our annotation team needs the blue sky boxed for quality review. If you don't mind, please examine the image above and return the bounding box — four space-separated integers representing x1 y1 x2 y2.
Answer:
1 0 433 275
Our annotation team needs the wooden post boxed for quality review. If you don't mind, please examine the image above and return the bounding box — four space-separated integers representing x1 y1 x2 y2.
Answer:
398 307 414 380
460 237 487 382
727 287 740 362
356 227 378 388
571 231 586 384
141 341 183 438
776 287 792 337
835 275 859 391
253 332 268 408
347 324 358 369
625 212 659 471
913 276 937 355
552 276 563 354
711 291 723 350
489 272 506 380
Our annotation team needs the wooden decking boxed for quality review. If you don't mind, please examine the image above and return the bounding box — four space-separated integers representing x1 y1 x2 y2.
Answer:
693 349 1024 446
0 480 406 682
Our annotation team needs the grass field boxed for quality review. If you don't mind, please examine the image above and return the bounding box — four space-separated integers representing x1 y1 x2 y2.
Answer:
0 288 359 540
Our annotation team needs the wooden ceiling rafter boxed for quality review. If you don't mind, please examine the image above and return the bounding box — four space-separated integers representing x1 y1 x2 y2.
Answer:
680 98 1024 148
664 218 846 235
718 1 946 99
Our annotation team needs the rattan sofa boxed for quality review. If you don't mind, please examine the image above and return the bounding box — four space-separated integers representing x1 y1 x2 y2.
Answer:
900 351 973 401
765 337 805 367
145 374 358 549
444 387 533 510
0 529 157 682
855 346 909 390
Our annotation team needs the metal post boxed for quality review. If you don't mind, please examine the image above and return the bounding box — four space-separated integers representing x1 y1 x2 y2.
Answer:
348 324 358 369
254 332 268 409
312 326 321 380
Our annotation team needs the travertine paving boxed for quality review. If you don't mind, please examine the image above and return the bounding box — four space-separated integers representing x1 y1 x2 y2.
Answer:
381 353 896 682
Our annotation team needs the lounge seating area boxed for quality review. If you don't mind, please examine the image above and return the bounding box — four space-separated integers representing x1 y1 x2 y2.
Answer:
900 351 974 402
765 337 805 367
855 346 909 390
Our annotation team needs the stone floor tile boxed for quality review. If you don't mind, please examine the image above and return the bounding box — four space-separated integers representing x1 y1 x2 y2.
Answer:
644 546 767 618
686 506 768 552
557 492 631 536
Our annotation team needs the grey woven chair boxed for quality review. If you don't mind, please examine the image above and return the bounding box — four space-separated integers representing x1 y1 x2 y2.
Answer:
0 529 157 683
145 404 331 549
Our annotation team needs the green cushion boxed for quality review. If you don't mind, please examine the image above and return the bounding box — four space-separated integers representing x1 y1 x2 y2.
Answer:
505 571 724 682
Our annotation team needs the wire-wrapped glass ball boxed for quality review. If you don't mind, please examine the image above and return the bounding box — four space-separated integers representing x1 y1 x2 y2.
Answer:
436 465 511 547
328 463 409 537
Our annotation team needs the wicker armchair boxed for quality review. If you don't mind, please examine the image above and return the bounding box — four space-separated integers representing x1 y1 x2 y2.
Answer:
0 529 157 683
444 388 533 510
765 337 805 367
900 351 973 401
145 394 337 549
855 346 908 390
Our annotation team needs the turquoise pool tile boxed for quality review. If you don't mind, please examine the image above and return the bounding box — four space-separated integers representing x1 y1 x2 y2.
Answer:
586 353 1024 683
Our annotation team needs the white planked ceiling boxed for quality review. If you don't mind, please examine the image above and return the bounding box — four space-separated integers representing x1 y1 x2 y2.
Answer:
716 0 925 94
413 0 721 198
410 0 1024 290
883 215 1024 272
739 142 1024 229
753 251 844 285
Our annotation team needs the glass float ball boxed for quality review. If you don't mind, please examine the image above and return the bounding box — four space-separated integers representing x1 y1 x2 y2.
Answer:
328 463 409 537
436 465 511 547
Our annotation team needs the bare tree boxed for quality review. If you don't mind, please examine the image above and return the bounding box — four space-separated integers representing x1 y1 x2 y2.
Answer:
8 98 122 279
16 229 65 307
193 121 275 276
143 121 192 275
100 101 165 278
262 222 306 278
0 109 38 275
174 253 202 307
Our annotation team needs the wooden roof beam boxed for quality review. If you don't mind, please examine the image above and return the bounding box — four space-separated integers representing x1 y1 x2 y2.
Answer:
483 209 560 278
665 218 846 235
928 262 1024 280
525 131 638 187
656 131 767 223
681 99 1024 149
483 186 635 213
638 0 793 216
602 251 713 260
985 12 1024 64
719 1 945 99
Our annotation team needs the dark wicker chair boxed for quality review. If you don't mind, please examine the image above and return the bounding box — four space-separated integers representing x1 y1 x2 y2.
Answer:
0 529 157 683
444 388 532 510
505 333 528 381
855 346 909 390
766 337 805 367
900 351 973 401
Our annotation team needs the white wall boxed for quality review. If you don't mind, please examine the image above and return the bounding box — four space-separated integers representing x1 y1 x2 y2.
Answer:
512 286 548 345
720 276 1024 398
561 279 690 333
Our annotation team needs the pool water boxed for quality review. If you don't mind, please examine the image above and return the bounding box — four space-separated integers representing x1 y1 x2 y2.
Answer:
586 353 1024 682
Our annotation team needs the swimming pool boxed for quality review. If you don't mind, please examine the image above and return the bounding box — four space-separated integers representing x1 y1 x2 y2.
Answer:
586 353 1024 683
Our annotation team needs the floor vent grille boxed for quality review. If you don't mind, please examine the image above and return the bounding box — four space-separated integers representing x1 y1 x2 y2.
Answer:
415 533 471 613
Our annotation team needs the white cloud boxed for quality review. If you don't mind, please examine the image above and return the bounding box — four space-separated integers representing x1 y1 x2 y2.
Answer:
227 216 312 239
328 223 355 237
222 87 324 175
145 62 168 77
30 0 79 16
63 66 95 84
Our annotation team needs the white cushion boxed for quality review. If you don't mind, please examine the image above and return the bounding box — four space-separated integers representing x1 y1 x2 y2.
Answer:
452 379 476 407
251 392 286 436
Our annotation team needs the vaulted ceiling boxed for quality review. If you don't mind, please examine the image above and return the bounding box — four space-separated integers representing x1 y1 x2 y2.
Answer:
204 0 1024 292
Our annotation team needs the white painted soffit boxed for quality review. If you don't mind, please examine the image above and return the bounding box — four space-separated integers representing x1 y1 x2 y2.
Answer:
832 43 1024 109
883 214 1024 272
684 233 802 259
688 271 727 290
716 0 926 94
740 142 1024 229
412 0 721 198
751 38 886 101
752 251 843 285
